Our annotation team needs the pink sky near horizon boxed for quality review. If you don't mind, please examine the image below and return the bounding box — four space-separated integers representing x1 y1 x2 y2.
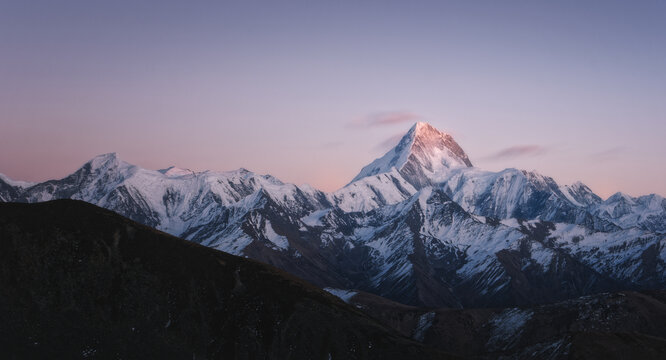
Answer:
1 1 665 199
1 117 662 199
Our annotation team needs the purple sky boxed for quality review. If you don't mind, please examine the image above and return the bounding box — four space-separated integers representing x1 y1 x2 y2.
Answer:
1 1 665 198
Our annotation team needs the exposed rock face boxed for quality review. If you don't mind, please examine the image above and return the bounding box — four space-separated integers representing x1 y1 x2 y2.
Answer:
591 192 666 233
346 289 666 360
351 122 473 188
0 122 664 309
0 200 453 360
2 200 664 359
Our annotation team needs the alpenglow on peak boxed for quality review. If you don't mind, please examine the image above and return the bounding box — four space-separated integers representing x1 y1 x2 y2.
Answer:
350 122 473 188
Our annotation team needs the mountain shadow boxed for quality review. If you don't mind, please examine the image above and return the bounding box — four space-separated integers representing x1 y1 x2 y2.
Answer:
0 200 454 360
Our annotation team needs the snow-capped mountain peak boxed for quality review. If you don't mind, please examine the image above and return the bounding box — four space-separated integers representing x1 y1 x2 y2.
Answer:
0 173 35 189
81 152 138 181
350 122 473 188
2 132 665 309
560 181 602 207
88 152 120 169
606 191 635 204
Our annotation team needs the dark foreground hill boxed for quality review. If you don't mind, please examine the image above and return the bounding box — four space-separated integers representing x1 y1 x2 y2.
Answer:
2 123 664 309
0 200 452 360
347 289 666 359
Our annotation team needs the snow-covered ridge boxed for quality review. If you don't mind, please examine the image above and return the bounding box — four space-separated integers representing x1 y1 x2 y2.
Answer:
324 288 358 303
591 192 666 233
158 166 196 177
4 152 331 248
333 168 417 212
1 121 665 308
0 173 35 188
2 123 663 234
341 124 663 232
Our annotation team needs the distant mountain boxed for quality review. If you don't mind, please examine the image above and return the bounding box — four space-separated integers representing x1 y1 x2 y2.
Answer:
1 122 664 308
0 200 451 359
3 200 664 360
591 192 666 233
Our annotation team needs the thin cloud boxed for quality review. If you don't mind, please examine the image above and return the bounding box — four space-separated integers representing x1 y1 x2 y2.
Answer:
485 145 547 161
589 147 625 162
350 111 422 128
375 133 405 150
321 141 343 149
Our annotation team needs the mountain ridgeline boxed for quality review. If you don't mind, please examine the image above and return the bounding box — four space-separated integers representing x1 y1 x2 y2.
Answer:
0 200 451 359
1 122 665 308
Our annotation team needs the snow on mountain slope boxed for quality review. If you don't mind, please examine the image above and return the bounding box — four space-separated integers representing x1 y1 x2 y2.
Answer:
592 192 666 233
333 168 417 212
323 288 358 303
526 221 666 285
559 181 602 207
351 122 472 188
346 124 627 232
436 167 614 229
0 173 34 202
313 186 625 307
16 153 132 203
0 173 35 189
1 122 664 308
10 153 331 247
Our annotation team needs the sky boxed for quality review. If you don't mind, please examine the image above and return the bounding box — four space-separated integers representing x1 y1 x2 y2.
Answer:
1 0 665 198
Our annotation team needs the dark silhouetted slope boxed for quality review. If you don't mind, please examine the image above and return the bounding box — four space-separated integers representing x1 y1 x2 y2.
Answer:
346 289 666 359
0 200 453 360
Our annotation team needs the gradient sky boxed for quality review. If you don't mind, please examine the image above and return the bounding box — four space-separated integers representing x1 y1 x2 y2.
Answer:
1 0 665 198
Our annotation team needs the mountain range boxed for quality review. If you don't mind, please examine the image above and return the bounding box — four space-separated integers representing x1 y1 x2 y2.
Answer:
1 122 664 308
8 200 666 359
0 200 452 359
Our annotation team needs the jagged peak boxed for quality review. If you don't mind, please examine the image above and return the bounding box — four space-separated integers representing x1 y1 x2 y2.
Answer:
569 180 588 189
350 122 472 188
559 180 602 207
0 173 35 188
90 152 117 162
606 191 635 203
410 121 447 137
568 181 597 195
85 153 121 171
